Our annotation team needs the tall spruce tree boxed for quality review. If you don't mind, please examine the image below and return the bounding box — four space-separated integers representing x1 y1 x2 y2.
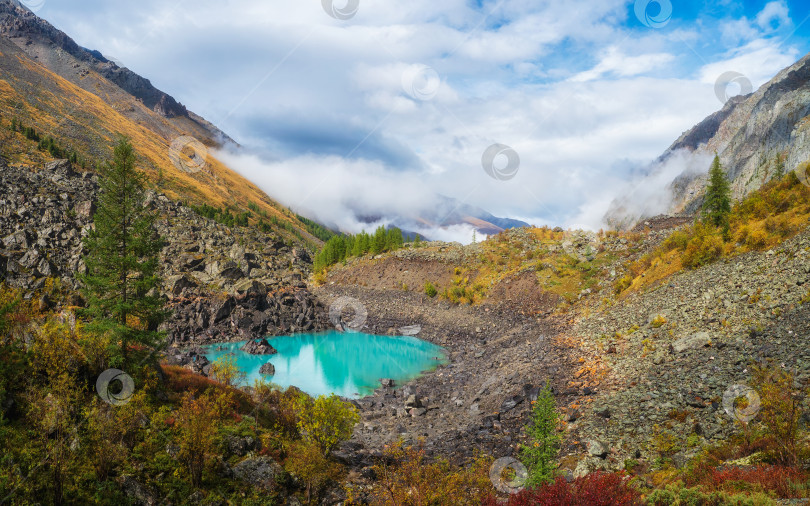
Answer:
81 137 167 366
702 154 732 235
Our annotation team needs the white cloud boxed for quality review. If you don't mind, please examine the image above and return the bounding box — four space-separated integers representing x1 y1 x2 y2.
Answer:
756 1 792 32
570 46 675 82
33 0 805 235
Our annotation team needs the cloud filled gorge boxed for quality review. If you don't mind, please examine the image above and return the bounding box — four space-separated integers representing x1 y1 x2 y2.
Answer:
216 149 488 244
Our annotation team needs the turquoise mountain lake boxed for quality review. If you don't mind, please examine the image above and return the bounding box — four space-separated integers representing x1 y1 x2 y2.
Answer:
201 331 447 398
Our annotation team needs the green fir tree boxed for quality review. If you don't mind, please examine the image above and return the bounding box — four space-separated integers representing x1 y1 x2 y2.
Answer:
701 154 732 237
80 137 168 366
520 381 561 486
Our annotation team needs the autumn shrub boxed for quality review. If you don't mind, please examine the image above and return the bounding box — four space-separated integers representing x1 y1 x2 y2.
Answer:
285 440 343 504
483 471 641 506
749 362 806 466
645 483 778 505
175 388 235 487
698 465 806 498
294 393 359 454
366 440 493 506
210 353 246 387
424 281 438 298
681 224 724 269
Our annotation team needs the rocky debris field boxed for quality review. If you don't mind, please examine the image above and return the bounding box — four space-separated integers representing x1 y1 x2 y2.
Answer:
568 230 810 477
0 157 329 351
312 282 591 484
319 221 810 484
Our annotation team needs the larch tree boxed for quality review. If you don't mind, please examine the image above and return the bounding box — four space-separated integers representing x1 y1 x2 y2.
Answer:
701 154 732 236
80 137 168 366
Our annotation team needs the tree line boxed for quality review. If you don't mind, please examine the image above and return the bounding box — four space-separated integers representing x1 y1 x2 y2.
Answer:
313 226 407 271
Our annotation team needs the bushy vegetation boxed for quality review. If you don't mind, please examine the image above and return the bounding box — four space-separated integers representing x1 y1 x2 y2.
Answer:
313 226 406 271
424 281 438 298
295 213 335 242
8 117 86 168
483 472 642 506
359 440 494 505
190 202 251 228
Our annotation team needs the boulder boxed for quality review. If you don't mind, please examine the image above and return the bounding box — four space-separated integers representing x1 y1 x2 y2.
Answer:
231 456 284 491
586 440 609 458
224 435 261 458
116 475 157 506
212 296 235 324
259 362 276 375
3 230 29 250
500 394 524 413
670 331 712 353
398 324 421 336
168 274 198 296
404 394 422 409
241 338 278 355
74 200 95 219
380 378 395 388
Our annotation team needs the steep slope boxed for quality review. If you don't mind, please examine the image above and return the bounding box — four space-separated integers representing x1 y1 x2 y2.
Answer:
0 0 320 247
606 51 810 228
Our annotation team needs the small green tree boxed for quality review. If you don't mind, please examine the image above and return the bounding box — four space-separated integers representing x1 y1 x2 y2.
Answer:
80 137 168 366
294 393 360 454
773 154 785 180
520 382 560 486
701 154 732 237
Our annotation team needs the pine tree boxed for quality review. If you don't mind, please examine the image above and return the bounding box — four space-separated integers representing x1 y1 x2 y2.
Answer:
702 154 732 236
80 137 168 366
774 154 785 180
520 381 560 486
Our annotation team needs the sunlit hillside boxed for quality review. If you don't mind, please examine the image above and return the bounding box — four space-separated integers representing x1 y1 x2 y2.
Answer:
0 36 321 248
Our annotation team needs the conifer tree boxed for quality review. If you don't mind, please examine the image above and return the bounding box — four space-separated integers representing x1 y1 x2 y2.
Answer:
702 154 732 236
520 381 560 486
80 137 168 366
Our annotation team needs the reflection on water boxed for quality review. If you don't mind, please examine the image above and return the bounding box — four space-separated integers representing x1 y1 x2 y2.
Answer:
201 330 447 398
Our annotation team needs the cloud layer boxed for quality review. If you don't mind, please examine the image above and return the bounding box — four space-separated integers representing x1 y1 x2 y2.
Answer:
34 0 809 239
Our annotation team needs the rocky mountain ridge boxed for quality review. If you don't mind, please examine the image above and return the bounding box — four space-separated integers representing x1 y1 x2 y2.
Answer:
1 0 187 121
606 51 810 229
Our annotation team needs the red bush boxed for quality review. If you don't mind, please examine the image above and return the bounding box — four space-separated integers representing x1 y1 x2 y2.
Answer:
701 465 805 498
484 471 641 506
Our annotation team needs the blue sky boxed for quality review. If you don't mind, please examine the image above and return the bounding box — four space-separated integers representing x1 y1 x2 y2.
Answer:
26 0 810 239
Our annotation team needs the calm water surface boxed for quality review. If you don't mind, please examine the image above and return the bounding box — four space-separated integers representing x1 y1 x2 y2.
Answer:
201 330 447 398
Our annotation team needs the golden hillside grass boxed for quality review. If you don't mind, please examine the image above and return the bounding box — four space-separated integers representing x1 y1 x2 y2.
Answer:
0 48 319 246
615 171 810 296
